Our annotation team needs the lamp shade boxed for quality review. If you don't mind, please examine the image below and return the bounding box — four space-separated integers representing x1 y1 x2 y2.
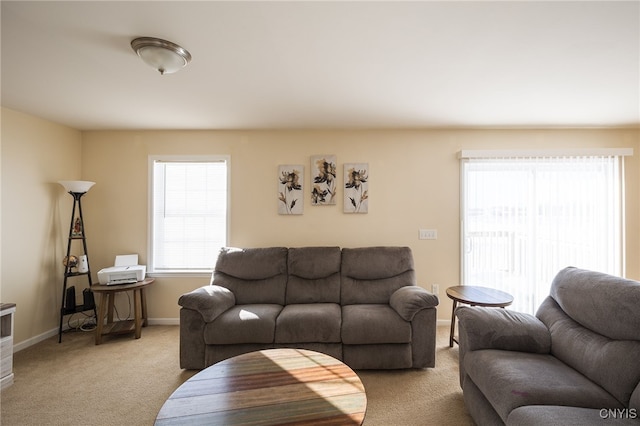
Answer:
131 37 192 75
58 180 95 193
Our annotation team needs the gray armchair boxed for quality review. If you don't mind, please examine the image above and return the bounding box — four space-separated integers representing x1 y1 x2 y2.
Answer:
456 267 640 425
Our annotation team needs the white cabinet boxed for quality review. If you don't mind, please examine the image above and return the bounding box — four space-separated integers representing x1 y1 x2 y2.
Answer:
1 303 16 390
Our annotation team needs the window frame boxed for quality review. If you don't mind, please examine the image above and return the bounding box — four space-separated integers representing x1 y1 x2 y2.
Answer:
147 154 231 277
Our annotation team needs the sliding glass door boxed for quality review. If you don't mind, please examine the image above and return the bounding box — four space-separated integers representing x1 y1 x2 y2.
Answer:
460 150 627 314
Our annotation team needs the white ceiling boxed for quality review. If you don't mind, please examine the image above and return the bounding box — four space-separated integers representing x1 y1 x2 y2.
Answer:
2 1 639 130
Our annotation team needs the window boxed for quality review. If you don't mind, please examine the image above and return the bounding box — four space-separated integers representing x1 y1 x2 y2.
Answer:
149 156 229 274
460 149 631 314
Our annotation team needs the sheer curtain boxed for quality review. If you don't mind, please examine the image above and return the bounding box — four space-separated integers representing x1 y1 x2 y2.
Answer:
460 150 629 314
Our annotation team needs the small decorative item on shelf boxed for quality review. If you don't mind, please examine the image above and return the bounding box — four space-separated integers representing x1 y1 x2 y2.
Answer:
63 255 79 271
78 255 89 273
72 217 83 237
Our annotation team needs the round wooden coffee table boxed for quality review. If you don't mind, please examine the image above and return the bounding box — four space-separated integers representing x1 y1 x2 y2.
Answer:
446 285 513 347
155 348 367 425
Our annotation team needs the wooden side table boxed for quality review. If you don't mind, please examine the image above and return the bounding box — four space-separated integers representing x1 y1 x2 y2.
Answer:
446 285 513 347
92 278 155 345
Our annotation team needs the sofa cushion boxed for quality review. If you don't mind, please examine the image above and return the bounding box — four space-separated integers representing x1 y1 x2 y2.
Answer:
212 247 288 305
275 303 341 343
286 247 341 304
341 247 416 304
204 304 283 344
537 296 640 406
342 304 411 344
465 349 624 422
549 267 640 341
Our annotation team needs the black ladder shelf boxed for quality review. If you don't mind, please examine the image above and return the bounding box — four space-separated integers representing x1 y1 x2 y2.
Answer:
58 191 97 343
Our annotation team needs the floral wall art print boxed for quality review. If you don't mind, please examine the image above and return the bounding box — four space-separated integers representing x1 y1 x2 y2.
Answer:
278 165 304 215
344 163 369 213
311 155 337 206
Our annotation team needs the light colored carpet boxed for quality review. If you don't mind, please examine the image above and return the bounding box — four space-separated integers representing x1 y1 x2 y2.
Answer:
0 325 474 425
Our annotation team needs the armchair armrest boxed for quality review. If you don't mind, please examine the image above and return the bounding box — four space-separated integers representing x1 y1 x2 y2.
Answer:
178 285 236 322
456 306 551 353
390 286 439 321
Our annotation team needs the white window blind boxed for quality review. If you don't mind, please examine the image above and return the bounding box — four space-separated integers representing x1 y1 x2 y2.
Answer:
150 157 229 273
460 149 630 314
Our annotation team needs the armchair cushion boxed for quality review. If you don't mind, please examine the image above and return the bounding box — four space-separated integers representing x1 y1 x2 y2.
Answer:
456 306 551 353
178 285 235 322
390 286 439 321
465 350 623 423
550 267 640 340
507 406 637 426
537 296 640 406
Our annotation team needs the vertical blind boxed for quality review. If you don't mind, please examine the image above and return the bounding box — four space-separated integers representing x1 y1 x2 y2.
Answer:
460 150 629 314
151 159 228 272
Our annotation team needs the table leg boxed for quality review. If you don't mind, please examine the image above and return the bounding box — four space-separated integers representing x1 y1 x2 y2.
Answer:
107 293 115 324
134 289 142 339
95 293 108 345
140 288 148 327
449 300 458 347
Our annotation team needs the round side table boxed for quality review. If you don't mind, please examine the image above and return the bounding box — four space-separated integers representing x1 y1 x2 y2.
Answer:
92 278 155 344
446 285 513 347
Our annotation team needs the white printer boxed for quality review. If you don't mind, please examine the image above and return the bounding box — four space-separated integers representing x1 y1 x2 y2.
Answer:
97 254 146 285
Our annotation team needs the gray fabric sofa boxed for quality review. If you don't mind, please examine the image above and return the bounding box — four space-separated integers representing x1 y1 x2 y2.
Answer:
178 246 439 370
456 267 640 425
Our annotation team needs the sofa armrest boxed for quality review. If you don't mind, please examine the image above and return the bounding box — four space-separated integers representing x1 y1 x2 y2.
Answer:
456 306 551 353
390 286 439 321
178 285 236 322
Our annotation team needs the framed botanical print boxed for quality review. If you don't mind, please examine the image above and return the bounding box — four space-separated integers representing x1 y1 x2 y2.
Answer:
310 155 337 206
344 163 368 213
278 165 304 215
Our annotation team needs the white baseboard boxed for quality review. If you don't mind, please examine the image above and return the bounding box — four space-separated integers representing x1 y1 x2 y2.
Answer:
147 318 179 326
14 318 179 353
14 328 61 353
437 319 452 327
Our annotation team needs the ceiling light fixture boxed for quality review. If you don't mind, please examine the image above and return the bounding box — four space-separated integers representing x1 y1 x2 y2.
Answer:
131 37 192 75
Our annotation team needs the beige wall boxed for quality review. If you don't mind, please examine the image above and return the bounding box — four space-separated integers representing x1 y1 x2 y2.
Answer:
81 129 640 326
2 107 638 347
1 108 82 346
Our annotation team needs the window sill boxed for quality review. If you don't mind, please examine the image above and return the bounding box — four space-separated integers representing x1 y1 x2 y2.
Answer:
147 271 212 279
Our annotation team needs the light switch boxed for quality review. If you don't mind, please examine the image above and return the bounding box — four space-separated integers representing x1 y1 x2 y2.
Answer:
419 229 438 240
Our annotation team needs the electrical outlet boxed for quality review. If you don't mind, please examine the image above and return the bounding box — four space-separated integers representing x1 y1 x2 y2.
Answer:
432 284 439 295
419 229 438 240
